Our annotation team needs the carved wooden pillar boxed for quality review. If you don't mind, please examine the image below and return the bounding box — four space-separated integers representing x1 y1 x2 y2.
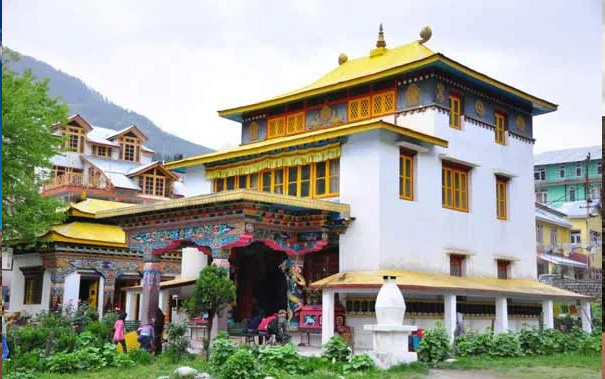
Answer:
140 251 162 325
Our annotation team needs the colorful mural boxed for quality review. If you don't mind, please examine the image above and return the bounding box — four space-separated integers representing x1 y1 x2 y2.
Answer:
242 118 267 144
280 258 306 323
306 103 346 130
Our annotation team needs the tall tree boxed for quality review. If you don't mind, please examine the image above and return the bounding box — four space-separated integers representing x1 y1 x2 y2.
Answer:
186 264 235 358
2 50 68 244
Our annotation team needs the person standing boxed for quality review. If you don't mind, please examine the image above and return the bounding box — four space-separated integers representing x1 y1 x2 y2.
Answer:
113 312 127 353
153 308 165 355
137 323 155 352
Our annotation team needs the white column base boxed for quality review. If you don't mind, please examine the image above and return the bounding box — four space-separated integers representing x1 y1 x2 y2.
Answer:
363 324 418 368
580 301 592 334
542 300 554 329
494 297 508 334
321 289 335 346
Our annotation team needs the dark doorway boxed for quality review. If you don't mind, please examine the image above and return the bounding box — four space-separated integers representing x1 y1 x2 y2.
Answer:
79 277 100 309
114 277 140 313
232 242 288 321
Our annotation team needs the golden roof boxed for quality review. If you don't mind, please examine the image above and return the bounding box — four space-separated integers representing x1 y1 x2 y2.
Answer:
43 222 127 248
69 199 135 218
165 119 447 170
95 189 351 219
310 269 591 300
218 36 556 119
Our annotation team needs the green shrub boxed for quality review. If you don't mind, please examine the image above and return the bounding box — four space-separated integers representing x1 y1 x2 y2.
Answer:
5 349 45 371
518 327 545 355
580 333 602 354
44 343 133 373
84 320 112 343
127 348 153 364
3 369 39 379
456 332 493 357
417 321 451 364
209 334 237 369
489 332 522 357
322 335 351 363
165 322 190 361
343 353 376 374
219 348 261 379
257 343 302 375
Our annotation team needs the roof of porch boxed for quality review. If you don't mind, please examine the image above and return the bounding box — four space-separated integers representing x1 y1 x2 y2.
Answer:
310 269 593 301
94 189 351 219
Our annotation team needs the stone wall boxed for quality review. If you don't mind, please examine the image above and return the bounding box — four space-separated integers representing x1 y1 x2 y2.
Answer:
539 275 602 301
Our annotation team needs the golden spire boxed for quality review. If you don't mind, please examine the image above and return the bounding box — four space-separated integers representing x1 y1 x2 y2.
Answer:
376 23 386 48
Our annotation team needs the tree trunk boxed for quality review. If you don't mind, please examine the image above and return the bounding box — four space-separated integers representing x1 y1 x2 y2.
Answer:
205 310 216 361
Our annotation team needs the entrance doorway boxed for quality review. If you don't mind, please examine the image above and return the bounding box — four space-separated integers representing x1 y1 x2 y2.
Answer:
114 276 141 313
79 276 100 309
232 242 288 321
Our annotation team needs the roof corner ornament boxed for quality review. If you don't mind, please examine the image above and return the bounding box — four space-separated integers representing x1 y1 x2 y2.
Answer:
338 53 348 65
376 23 386 48
419 25 432 44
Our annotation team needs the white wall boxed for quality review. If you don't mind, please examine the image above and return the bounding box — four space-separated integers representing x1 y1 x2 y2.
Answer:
181 165 212 197
182 247 207 280
63 271 81 312
9 254 52 315
339 109 537 279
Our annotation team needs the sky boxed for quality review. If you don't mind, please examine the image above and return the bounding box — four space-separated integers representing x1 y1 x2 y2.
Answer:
2 0 602 153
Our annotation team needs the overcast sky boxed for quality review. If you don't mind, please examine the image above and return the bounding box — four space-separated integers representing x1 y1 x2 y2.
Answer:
3 0 601 153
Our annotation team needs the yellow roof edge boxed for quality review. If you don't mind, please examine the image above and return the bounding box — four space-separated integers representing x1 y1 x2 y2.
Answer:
218 54 557 117
43 231 128 248
165 120 448 170
95 189 351 219
69 209 96 218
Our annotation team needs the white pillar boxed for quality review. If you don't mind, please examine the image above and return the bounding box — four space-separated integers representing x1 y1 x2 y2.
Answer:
62 272 81 313
97 276 105 318
159 290 169 314
321 289 335 346
125 291 137 321
494 297 508 334
182 247 207 280
580 301 592 333
443 294 456 343
542 300 554 329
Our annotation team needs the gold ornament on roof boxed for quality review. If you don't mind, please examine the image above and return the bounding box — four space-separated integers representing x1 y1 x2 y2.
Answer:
419 26 432 44
405 83 420 106
475 100 485 117
516 115 525 131
248 121 260 140
338 53 348 65
376 23 386 48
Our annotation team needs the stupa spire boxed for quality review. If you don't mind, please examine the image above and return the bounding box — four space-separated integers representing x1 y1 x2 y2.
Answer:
376 23 386 48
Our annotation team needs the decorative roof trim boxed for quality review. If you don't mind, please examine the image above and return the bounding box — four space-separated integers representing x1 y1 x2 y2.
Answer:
165 119 448 169
106 125 148 142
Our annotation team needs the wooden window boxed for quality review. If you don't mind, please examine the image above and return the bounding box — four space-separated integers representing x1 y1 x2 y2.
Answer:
300 165 311 197
286 112 306 135
287 166 299 196
238 175 248 189
22 267 44 305
495 113 506 145
155 177 165 197
215 178 224 192
348 96 371 122
372 90 396 116
273 168 284 194
249 173 259 190
315 161 327 196
449 95 461 129
262 171 272 192
399 149 415 200
139 168 167 197
120 136 141 162
92 145 111 158
328 159 340 195
497 260 510 279
64 126 86 153
267 116 286 139
450 255 465 277
314 160 340 198
226 176 235 190
496 177 508 220
442 162 469 212
144 176 154 195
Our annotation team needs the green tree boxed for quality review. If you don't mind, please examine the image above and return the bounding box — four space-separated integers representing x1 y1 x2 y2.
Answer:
186 264 235 359
2 50 68 244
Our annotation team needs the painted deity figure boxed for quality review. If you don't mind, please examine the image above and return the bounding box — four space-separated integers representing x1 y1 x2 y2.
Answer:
279 258 306 322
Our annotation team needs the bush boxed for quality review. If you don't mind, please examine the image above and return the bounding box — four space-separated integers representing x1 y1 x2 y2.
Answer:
456 332 493 357
3 369 39 379
343 353 376 374
322 335 351 363
518 327 545 355
85 320 112 343
219 348 261 379
417 321 451 364
127 348 153 364
581 333 602 353
165 322 190 361
257 343 302 375
489 332 522 357
209 333 236 369
44 343 134 373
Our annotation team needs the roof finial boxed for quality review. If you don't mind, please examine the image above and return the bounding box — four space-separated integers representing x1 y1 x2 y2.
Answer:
419 25 432 44
376 23 386 48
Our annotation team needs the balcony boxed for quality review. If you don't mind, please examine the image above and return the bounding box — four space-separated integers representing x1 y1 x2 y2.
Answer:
42 173 109 192
537 242 601 256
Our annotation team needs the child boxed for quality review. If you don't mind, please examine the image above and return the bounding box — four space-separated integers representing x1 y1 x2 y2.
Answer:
137 323 155 352
113 312 127 353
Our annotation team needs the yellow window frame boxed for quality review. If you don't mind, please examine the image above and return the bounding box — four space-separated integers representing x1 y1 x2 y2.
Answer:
348 96 371 122
314 159 340 198
495 113 506 145
399 150 414 201
496 178 507 220
442 164 469 212
267 116 286 139
286 112 306 136
449 95 461 129
372 90 396 117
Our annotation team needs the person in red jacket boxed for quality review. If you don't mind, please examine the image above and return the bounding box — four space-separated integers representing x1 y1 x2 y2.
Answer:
258 313 278 345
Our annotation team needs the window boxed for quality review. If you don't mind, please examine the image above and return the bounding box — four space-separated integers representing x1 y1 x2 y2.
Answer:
549 227 557 245
372 90 396 116
449 95 462 129
536 191 548 204
286 112 306 135
92 145 111 158
442 162 469 212
536 223 543 243
571 231 581 244
568 187 576 202
495 113 506 145
534 168 545 181
575 163 582 177
138 168 167 197
348 96 371 122
120 136 141 162
591 184 602 201
597 161 602 175
497 260 510 279
399 149 415 200
450 255 465 277
64 126 85 153
496 177 508 220
328 159 340 195
238 175 248 189
21 267 44 305
267 116 286 139
559 165 566 178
